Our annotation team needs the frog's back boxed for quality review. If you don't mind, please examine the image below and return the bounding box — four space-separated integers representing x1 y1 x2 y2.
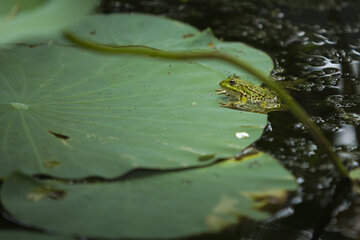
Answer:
243 82 277 103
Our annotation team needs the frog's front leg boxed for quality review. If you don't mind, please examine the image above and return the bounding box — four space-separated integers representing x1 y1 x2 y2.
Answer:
215 89 227 95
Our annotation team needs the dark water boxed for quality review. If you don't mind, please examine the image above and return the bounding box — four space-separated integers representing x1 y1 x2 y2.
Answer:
2 1 360 239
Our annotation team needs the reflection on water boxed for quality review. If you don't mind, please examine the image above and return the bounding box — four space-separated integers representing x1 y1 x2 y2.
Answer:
333 124 358 147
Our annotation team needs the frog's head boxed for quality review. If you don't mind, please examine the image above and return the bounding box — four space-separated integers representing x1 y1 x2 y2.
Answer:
219 75 244 94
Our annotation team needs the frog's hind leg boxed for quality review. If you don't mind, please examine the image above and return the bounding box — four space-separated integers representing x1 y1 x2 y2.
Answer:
218 100 237 109
218 100 248 111
219 100 268 114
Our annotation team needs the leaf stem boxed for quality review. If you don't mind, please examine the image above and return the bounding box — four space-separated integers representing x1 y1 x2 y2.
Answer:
63 32 349 178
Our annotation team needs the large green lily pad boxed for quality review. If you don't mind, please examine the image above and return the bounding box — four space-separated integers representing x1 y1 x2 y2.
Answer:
1 153 296 239
0 0 97 48
0 13 297 239
0 14 272 178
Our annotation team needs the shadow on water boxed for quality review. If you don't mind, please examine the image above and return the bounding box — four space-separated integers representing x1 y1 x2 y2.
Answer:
1 1 360 239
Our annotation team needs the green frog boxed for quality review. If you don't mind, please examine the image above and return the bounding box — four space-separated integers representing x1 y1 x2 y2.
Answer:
217 75 286 114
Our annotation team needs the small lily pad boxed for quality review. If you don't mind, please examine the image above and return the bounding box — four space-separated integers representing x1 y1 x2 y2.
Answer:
0 0 97 48
1 153 296 239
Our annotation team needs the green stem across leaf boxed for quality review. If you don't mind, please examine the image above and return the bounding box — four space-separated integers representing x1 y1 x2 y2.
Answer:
63 31 349 178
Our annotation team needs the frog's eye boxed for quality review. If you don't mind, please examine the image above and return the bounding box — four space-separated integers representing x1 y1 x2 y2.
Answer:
229 80 236 85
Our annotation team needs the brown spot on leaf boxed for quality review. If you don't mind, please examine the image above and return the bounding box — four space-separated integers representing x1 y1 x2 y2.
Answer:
198 153 216 161
48 130 70 140
183 33 195 38
43 160 61 168
207 42 216 49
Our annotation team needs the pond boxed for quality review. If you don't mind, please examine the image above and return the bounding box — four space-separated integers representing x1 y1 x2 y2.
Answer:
1 0 360 239
101 0 360 239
